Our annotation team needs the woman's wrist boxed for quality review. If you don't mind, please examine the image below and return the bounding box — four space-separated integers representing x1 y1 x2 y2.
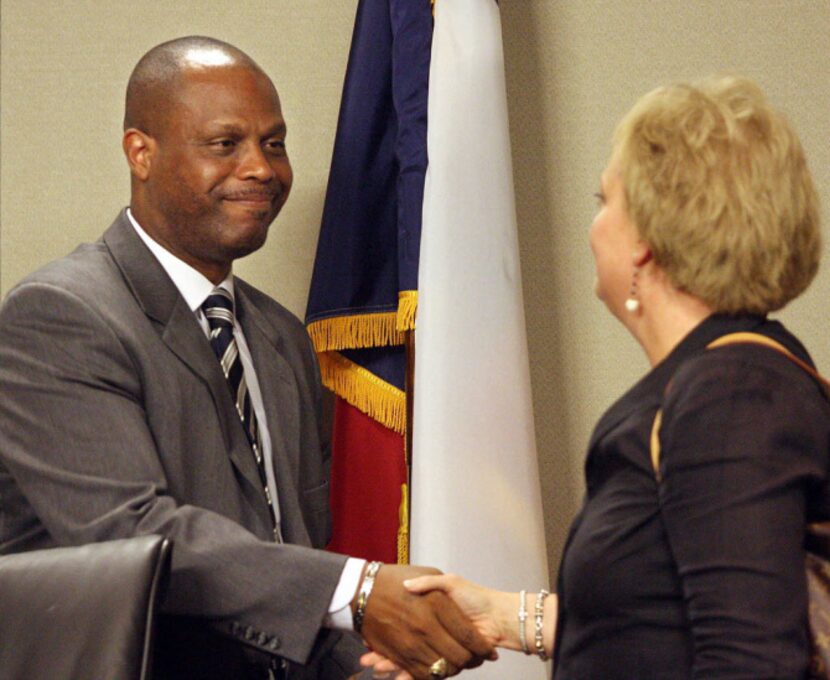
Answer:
496 591 526 651
538 591 557 658
499 590 557 658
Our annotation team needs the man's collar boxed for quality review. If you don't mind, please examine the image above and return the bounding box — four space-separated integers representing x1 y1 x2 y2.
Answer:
126 208 234 311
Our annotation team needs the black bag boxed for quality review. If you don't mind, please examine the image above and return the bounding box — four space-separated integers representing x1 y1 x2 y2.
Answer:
0 534 172 680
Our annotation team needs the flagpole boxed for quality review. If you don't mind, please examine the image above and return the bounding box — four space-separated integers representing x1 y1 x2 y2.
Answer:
398 329 416 564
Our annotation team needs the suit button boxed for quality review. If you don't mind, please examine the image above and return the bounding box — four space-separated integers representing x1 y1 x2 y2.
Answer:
257 631 269 646
268 636 281 651
244 626 255 641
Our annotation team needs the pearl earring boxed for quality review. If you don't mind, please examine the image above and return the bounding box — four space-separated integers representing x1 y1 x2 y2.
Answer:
625 267 640 313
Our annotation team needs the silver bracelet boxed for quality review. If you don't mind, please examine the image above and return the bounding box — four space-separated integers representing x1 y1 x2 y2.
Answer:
353 561 382 635
518 590 530 654
534 589 550 660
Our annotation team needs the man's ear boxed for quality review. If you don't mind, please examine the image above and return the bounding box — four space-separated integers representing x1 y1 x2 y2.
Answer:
122 129 156 181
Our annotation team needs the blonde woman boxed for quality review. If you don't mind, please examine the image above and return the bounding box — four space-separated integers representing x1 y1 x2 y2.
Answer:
367 76 828 679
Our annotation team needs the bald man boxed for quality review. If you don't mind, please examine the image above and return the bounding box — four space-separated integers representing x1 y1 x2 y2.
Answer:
0 37 492 680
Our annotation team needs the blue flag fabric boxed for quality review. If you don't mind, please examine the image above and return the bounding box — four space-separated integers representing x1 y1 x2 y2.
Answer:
306 0 432 431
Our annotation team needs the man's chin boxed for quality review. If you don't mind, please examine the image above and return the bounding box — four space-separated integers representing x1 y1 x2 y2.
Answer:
223 224 272 260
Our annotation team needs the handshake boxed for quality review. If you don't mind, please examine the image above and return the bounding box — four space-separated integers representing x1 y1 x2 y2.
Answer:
347 563 555 680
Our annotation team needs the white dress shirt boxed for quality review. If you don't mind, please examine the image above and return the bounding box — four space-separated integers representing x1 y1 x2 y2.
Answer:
127 209 363 630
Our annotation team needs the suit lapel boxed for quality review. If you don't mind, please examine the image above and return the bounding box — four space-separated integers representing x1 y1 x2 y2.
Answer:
102 211 269 517
161 298 269 511
235 287 310 545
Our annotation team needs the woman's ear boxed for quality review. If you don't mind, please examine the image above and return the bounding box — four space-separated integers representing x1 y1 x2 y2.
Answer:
633 240 653 268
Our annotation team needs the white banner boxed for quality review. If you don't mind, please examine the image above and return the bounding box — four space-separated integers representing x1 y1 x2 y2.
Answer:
411 1 550 678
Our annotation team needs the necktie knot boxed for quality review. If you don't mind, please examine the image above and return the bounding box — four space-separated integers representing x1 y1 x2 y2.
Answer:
202 289 235 331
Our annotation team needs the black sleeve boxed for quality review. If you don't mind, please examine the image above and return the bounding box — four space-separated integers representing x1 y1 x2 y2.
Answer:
657 346 829 680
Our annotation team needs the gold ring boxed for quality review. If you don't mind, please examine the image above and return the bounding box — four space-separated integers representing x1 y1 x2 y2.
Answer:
429 657 449 679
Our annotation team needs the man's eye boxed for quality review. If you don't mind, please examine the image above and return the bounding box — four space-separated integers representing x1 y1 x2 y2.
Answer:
212 140 236 149
266 140 287 153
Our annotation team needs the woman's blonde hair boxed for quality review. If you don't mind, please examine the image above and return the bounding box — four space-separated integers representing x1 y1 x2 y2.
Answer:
613 76 820 314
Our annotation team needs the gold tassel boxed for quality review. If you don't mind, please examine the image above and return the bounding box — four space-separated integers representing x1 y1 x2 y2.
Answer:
317 351 406 434
307 313 405 353
397 483 410 564
396 290 418 332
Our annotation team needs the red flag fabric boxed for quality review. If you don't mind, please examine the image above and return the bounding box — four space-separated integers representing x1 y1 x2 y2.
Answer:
327 398 406 564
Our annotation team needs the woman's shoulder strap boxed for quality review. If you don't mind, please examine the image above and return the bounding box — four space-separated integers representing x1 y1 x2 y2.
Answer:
706 331 830 395
650 330 829 481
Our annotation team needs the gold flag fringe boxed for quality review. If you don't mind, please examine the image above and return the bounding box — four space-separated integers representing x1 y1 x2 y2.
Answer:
317 351 406 434
396 290 418 332
307 313 404 353
308 295 418 557
307 292 418 354
397 483 410 564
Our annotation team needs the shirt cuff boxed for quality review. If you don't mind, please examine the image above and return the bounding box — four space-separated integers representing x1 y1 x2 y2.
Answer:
324 557 367 630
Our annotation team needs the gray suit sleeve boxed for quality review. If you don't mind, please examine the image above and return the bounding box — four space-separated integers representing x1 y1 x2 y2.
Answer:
0 280 349 666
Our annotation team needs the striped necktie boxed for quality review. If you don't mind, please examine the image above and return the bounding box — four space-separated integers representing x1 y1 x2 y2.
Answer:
201 288 280 541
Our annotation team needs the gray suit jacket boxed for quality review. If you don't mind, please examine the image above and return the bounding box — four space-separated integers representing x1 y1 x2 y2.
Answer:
0 211 364 679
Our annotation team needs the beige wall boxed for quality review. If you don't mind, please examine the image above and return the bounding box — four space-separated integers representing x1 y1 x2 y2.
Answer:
2 1 829 578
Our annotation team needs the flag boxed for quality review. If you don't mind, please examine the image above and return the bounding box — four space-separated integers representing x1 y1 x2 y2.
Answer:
307 4 549 674
410 2 550 678
305 0 432 563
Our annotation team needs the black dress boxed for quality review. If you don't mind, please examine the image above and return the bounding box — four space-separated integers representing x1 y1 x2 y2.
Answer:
553 314 830 680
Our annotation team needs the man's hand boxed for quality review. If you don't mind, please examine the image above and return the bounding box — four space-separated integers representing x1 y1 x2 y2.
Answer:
353 564 497 680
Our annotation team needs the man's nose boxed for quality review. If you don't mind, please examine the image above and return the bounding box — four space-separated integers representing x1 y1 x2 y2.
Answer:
237 142 277 182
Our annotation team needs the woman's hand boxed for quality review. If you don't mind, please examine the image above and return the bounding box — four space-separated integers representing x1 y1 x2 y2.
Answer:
359 574 561 677
351 663 412 680
359 651 413 679
403 574 507 648
404 575 557 657
359 574 505 678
